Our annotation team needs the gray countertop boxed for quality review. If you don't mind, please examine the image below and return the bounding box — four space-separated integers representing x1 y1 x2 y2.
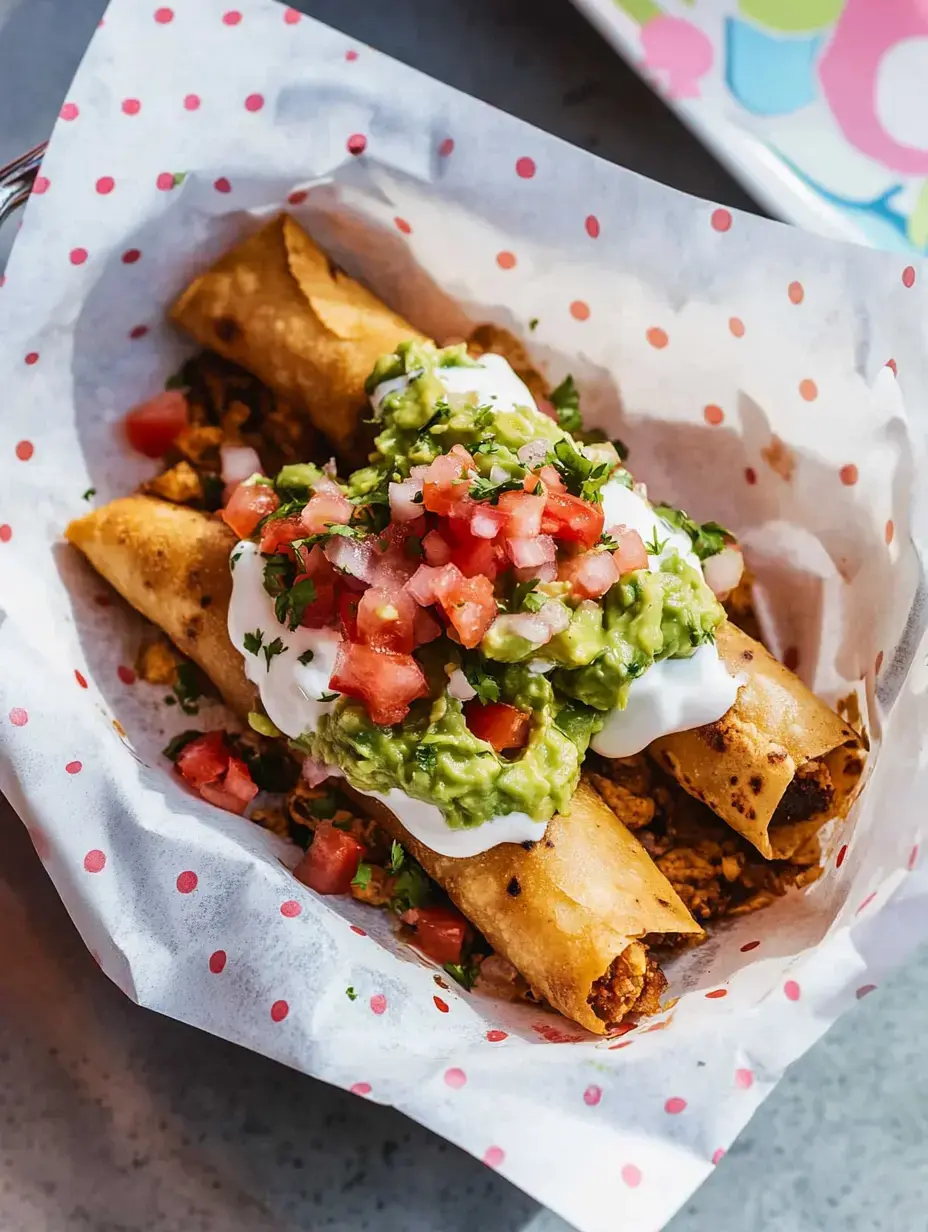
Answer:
1 2 925 1230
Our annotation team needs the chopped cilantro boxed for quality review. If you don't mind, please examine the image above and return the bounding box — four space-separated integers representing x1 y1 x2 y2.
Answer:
82 487 96 501
390 863 431 915
510 578 544 613
529 317 539 331
303 789 337 819
262 553 292 599
262 636 287 670
653 505 731 560
599 533 619 550
444 960 480 991
550 374 583 436
172 662 203 715
469 472 525 504
298 648 315 666
162 729 202 761
460 654 500 704
230 545 244 571
243 629 264 656
405 534 424 560
351 862 372 890
388 840 406 874
256 496 305 530
345 986 358 1001
644 527 668 557
275 576 317 631
550 436 612 503
318 691 339 703
415 744 437 774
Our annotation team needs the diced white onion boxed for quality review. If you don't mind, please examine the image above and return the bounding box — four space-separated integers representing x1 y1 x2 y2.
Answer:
324 535 376 582
489 464 510 485
388 479 424 522
220 444 263 488
703 545 744 600
518 439 549 468
447 668 476 701
490 613 551 646
506 535 556 568
301 756 334 787
536 600 571 635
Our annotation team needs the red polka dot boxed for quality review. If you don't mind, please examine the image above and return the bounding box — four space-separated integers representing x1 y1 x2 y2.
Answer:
122 248 142 264
117 665 136 685
712 1148 726 1165
729 316 745 338
585 214 600 239
345 49 359 61
25 352 39 365
515 156 536 179
711 207 732 232
176 870 198 894
95 176 115 195
444 1067 467 1089
570 300 590 321
60 102 80 122
65 760 82 775
486 1029 508 1042
886 358 898 375
185 94 201 111
350 1081 371 1095
496 250 516 270
370 993 387 1015
836 844 848 868
0 525 11 543
121 98 141 116
433 996 449 1013
783 645 800 671
840 463 859 486
902 265 916 288
875 650 884 675
222 9 242 24
483 1146 505 1168
270 999 289 1022
9 707 28 727
283 6 301 22
583 1084 602 1106
347 132 367 155
704 403 724 426
740 940 760 952
280 900 302 918
156 172 176 191
735 1068 754 1089
288 189 308 205
32 176 50 195
665 1097 687 1114
129 325 149 340
394 217 412 235
856 984 877 999
788 281 805 304
15 440 34 461
621 1164 642 1188
745 466 757 485
70 248 88 266
350 925 367 936
245 94 265 113
209 949 226 973
799 378 818 401
705 988 727 999
784 980 801 1002
154 7 174 23
438 137 455 157
646 326 668 349
74 670 88 688
908 844 919 870
83 849 106 873
214 177 232 194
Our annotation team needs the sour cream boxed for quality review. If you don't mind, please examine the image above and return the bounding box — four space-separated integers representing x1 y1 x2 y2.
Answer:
368 790 547 859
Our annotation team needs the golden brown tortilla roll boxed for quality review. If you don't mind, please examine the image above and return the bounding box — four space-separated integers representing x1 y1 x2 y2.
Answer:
169 215 428 455
66 496 257 718
65 496 700 1033
650 622 864 860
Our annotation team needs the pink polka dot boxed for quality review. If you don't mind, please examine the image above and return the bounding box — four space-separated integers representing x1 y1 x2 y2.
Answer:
902 265 916 288
74 670 88 688
15 440 34 461
117 665 136 685
83 849 106 873
129 325 149 340
25 352 39 365
244 94 264 113
394 216 412 235
438 137 455 157
176 870 198 894
350 925 367 936
288 189 308 205
280 900 302 918
370 993 387 1015
515 156 536 179
32 176 50 195
570 300 590 321
283 6 301 22
347 133 367 155
433 996 450 1013
444 1067 467 1089
122 248 142 264
887 358 898 376
745 466 757 485
95 176 115 195
788 281 804 305
70 248 88 266
350 1081 371 1095
156 172 176 191
705 988 727 1000
840 463 859 487
856 891 877 915
121 98 141 116
583 1084 602 1106
60 102 79 121
665 1097 687 1114
209 949 226 973
496 250 516 270
222 9 242 24
621 1164 642 1188
483 1146 505 1169
711 207 732 232
9 707 28 727
585 214 600 238
154 7 174 23
184 94 201 111
712 1148 726 1166
837 844 848 868
214 177 232 194
908 844 919 870
65 760 82 775
486 1029 508 1042
856 984 877 999
270 999 289 1022
0 525 11 543
734 1068 753 1089
784 980 801 1002
345 49 359 61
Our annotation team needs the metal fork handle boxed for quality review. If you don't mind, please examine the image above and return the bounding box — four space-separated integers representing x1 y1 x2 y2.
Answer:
0 141 48 229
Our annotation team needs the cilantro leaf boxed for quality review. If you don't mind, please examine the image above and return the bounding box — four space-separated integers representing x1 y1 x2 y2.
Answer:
275 576 317 631
444 960 480 991
653 505 731 560
346 986 358 1001
318 691 339 703
388 840 406 874
460 655 500 704
510 578 544 613
243 629 264 656
230 545 244 571
549 374 583 436
298 648 315 666
256 497 306 531
351 862 372 890
469 472 525 504
415 744 437 774
162 729 202 761
262 636 287 670
644 527 668 557
262 553 292 599
528 317 539 331
390 863 431 915
550 437 611 503
82 487 96 501
172 662 203 715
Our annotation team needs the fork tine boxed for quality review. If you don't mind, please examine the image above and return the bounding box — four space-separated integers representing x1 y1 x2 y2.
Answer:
0 141 49 191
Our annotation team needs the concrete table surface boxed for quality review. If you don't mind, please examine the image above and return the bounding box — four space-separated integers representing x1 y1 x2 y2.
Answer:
1 2 926 1230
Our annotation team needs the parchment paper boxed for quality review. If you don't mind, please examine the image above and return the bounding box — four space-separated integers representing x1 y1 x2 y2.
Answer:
2 2 928 1229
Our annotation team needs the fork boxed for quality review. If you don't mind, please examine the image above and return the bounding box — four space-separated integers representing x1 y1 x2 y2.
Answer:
0 142 48 229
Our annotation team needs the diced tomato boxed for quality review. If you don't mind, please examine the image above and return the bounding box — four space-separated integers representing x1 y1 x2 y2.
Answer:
497 490 545 538
175 731 229 789
124 390 189 458
222 482 280 539
449 531 499 581
464 701 531 751
338 590 361 641
330 643 429 726
259 514 305 556
541 491 604 549
422 530 451 566
301 490 352 535
223 755 260 805
406 563 457 607
199 780 251 813
612 527 649 575
413 607 442 646
439 571 497 649
558 548 620 599
539 464 566 493
422 446 475 517
469 504 507 540
357 586 417 654
404 904 469 966
293 822 366 896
